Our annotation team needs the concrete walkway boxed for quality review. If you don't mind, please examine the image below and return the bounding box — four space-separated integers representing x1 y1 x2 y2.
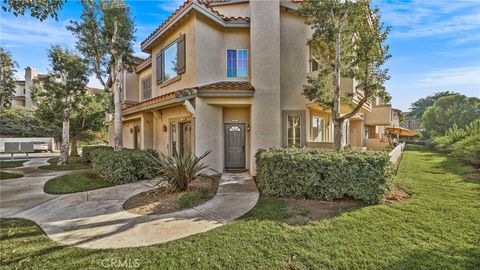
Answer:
0 159 259 249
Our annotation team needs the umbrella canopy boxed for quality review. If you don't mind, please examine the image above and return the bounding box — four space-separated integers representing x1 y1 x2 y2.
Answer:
386 127 418 137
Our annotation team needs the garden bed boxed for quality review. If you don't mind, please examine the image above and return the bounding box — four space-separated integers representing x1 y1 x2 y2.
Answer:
124 176 220 215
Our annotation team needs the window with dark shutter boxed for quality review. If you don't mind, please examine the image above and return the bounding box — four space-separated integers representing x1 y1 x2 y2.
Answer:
177 34 186 75
156 51 162 85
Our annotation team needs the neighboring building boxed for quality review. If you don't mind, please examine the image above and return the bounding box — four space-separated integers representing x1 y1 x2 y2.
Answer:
108 0 395 174
401 112 422 132
12 67 44 108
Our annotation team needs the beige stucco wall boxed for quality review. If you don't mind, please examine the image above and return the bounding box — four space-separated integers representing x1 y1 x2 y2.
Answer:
211 2 250 18
349 120 364 148
122 118 141 149
123 71 139 102
137 67 152 101
365 105 392 125
151 105 194 155
195 16 250 85
250 0 281 172
195 97 224 173
280 10 309 110
365 138 389 150
150 15 196 96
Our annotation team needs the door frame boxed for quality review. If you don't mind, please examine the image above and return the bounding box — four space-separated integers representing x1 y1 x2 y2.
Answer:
224 123 246 169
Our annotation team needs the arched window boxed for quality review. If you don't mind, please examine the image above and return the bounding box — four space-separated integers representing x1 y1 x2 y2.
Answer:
228 125 241 132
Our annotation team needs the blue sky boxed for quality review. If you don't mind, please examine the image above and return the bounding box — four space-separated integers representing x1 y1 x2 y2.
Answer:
0 0 479 111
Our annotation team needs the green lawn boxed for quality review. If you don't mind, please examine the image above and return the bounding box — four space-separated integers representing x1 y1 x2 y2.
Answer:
43 170 114 194
1 146 479 269
0 160 26 169
39 156 90 171
0 171 23 180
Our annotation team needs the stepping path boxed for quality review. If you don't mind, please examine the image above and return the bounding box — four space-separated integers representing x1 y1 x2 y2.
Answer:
0 159 259 249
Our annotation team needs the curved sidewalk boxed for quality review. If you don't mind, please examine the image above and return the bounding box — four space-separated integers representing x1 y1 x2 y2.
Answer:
0 159 259 249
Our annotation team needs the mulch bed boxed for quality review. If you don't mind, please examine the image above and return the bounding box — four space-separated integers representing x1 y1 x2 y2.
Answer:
123 176 220 215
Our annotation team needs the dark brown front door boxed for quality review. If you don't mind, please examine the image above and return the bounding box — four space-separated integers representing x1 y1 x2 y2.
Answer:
225 123 246 169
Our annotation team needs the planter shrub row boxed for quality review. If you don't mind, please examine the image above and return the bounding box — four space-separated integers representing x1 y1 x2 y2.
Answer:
82 146 160 184
255 148 395 204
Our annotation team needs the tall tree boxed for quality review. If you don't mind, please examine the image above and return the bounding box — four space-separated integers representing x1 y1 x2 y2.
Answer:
33 46 89 165
0 47 18 110
300 0 391 150
421 94 480 138
409 91 458 120
1 0 65 21
68 0 135 151
69 90 110 156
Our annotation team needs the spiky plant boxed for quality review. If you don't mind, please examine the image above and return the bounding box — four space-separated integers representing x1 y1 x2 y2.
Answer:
154 150 214 192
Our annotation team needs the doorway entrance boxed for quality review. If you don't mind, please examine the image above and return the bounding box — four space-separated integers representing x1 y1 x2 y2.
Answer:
224 123 246 169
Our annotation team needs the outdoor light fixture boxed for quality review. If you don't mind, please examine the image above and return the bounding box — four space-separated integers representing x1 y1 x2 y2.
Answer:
163 125 168 132
247 124 251 132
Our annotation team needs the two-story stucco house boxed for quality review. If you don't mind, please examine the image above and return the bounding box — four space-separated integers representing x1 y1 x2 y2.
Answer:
11 67 43 108
107 0 394 174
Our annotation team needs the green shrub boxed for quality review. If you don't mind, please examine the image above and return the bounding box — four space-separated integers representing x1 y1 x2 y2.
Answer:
452 134 480 167
82 146 113 162
90 149 159 184
255 148 395 204
177 187 212 208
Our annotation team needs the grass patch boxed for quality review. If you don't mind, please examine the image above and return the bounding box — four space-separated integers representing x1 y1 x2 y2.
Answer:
1 145 479 269
0 160 26 169
44 170 114 194
39 156 90 171
177 187 212 208
0 171 23 180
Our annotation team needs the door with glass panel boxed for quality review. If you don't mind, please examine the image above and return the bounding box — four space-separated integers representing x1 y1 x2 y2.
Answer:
225 123 246 169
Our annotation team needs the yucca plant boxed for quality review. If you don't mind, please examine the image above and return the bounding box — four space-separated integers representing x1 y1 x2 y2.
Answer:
154 149 215 192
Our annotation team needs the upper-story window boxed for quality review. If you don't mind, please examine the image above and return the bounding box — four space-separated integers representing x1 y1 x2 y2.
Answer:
309 45 319 72
156 34 186 84
227 49 248 78
142 76 152 100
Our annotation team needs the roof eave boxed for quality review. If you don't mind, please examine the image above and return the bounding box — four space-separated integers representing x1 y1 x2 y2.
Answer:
141 2 249 53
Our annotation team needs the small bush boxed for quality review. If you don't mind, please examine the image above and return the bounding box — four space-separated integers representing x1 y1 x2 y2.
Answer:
82 146 113 162
255 148 395 204
90 148 159 184
452 134 480 167
177 187 212 208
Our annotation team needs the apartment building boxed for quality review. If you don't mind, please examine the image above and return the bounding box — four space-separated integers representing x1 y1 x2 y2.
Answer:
108 0 394 173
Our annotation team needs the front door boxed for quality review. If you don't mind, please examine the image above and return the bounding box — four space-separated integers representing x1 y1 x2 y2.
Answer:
179 122 192 157
225 123 246 169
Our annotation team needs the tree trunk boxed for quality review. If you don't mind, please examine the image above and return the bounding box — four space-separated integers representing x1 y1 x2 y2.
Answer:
333 31 343 151
333 118 343 151
113 57 123 151
70 138 79 157
58 110 70 166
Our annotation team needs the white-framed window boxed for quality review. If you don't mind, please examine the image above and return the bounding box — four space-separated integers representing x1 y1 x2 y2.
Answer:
227 49 248 78
287 115 301 147
311 116 324 142
162 42 177 81
142 76 152 100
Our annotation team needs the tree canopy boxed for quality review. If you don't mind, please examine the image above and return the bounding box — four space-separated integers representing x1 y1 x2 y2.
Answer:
299 0 391 150
0 47 18 109
421 94 480 138
409 91 458 120
1 0 65 21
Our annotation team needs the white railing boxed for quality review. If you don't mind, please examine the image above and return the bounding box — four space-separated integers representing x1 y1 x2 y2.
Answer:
389 142 405 164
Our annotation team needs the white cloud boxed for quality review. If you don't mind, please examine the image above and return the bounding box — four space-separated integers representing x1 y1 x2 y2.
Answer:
0 16 75 48
157 0 185 13
374 0 480 39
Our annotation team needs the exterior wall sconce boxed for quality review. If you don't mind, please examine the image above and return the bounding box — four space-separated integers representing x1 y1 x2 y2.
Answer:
247 124 251 132
163 125 168 132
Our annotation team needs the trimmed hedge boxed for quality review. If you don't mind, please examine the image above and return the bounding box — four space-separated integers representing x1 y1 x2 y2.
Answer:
90 148 159 184
255 148 395 204
82 146 113 162
452 134 480 167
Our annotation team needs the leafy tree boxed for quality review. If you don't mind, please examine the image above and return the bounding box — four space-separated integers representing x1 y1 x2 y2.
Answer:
1 0 65 21
33 46 89 165
409 91 458 120
0 47 18 109
421 95 480 138
299 0 391 150
68 0 135 151
0 107 61 139
69 90 110 156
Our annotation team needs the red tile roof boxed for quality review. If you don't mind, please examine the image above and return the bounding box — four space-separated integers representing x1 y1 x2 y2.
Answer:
141 0 250 49
197 81 254 91
123 91 176 112
135 56 152 73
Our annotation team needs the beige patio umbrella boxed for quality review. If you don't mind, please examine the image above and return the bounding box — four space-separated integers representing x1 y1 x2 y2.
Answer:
386 127 418 137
